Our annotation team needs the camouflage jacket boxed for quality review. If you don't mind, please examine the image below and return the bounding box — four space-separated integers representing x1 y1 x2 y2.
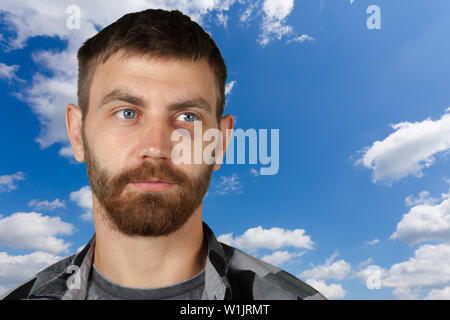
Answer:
1 222 326 300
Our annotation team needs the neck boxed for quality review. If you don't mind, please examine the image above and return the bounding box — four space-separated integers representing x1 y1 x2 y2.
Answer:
92 198 207 288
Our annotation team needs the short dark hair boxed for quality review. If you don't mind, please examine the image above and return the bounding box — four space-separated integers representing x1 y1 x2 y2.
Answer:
77 9 227 122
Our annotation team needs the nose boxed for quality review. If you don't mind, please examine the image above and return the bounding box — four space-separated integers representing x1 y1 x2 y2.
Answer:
137 119 172 160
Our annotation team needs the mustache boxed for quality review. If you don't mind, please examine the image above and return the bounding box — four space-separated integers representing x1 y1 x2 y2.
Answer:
112 160 189 188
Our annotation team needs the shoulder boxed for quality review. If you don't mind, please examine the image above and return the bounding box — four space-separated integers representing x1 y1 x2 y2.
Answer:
0 254 75 300
0 277 37 300
1 235 95 300
221 242 327 300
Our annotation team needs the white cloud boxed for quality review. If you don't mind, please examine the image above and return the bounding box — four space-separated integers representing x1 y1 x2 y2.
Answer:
215 173 243 195
404 190 439 207
424 286 450 300
216 12 228 27
15 67 78 149
358 258 373 269
357 264 383 291
28 198 66 211
391 189 450 244
250 168 260 176
80 211 93 222
239 1 258 23
300 252 351 280
0 251 61 296
357 243 450 299
58 145 75 158
0 62 22 82
259 0 294 46
287 34 315 44
353 108 450 184
0 171 25 192
0 1 232 50
225 80 236 96
260 250 305 267
1 1 89 151
218 225 314 251
304 279 346 299
365 238 380 245
391 287 420 299
262 0 293 21
0 212 75 254
69 185 93 221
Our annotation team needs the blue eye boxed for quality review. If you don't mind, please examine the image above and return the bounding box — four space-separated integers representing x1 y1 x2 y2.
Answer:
116 109 137 120
176 113 198 122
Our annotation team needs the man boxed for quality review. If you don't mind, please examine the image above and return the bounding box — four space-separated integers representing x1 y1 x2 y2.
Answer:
1 9 326 300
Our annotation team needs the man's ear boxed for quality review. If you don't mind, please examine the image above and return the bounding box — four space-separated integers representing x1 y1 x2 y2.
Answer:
213 114 234 171
66 103 85 162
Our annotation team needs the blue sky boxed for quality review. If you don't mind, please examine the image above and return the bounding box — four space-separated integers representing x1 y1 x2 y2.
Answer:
1 0 450 299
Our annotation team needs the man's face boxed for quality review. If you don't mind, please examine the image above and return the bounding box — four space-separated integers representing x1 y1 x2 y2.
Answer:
80 51 222 237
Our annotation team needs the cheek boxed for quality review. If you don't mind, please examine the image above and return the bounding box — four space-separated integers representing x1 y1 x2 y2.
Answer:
88 133 135 173
84 114 142 171
176 163 208 180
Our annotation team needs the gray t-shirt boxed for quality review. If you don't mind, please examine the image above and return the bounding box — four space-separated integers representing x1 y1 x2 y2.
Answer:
86 263 205 300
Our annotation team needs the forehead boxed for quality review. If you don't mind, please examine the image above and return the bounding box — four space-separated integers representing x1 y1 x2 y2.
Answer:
89 51 218 112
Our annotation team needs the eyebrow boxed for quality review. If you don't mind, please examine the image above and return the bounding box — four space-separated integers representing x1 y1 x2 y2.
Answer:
99 89 145 108
98 89 212 113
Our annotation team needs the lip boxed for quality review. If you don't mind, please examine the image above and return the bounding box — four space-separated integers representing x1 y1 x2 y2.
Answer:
129 180 175 191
